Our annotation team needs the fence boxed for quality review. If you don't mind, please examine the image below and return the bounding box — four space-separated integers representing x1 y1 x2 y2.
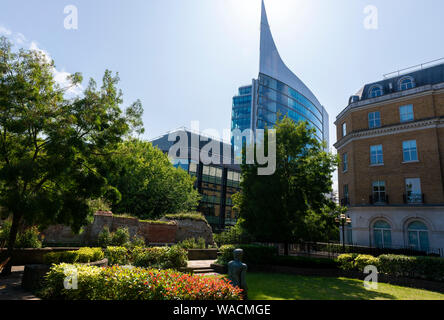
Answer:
253 242 443 258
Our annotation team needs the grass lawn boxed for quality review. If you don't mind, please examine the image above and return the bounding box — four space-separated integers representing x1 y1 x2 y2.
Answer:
246 273 444 300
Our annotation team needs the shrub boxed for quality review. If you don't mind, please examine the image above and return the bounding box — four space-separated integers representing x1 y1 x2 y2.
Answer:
97 226 112 248
41 264 243 300
0 222 42 248
377 254 444 281
111 227 130 246
217 244 278 265
353 254 380 272
44 248 104 265
133 246 188 270
104 246 130 266
129 235 146 248
271 255 339 269
163 212 208 223
177 237 206 249
337 253 359 271
213 221 253 247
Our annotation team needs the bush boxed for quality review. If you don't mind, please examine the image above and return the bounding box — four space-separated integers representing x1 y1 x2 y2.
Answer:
40 264 243 300
217 244 278 265
133 246 188 270
353 254 380 272
44 248 104 265
97 226 112 248
337 253 359 271
163 212 208 223
271 255 339 269
177 237 206 249
129 235 146 248
104 246 130 266
213 221 253 247
0 222 42 248
111 227 130 246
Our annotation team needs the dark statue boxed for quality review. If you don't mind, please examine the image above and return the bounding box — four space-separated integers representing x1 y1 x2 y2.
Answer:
228 248 248 299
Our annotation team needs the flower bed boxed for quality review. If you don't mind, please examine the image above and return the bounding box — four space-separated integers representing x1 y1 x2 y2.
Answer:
40 264 243 300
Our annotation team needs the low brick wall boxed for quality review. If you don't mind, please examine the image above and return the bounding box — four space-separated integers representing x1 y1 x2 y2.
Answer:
0 248 80 266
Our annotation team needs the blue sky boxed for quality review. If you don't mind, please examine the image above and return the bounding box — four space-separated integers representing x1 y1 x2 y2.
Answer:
1 0 444 190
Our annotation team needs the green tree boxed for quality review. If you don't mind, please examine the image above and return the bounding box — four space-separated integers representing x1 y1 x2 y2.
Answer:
237 117 339 255
0 37 143 274
98 138 200 220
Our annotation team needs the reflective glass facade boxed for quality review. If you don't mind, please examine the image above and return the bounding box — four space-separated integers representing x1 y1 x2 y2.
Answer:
231 86 252 132
257 73 324 142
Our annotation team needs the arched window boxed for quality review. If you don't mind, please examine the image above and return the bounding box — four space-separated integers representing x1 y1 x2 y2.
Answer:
373 220 392 248
407 221 429 252
369 85 383 98
399 77 415 91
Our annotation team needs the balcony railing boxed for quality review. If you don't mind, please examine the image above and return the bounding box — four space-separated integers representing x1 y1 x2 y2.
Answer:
403 193 425 204
369 194 389 205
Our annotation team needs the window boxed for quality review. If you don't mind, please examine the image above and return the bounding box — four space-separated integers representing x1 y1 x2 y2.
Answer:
407 221 429 252
369 85 383 98
343 153 348 172
400 105 414 122
373 220 392 248
406 178 422 204
342 123 347 137
403 140 418 162
368 112 381 129
370 145 384 165
372 181 386 203
343 185 349 206
399 77 415 91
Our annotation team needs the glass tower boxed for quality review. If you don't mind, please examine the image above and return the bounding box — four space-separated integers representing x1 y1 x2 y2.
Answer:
231 0 329 148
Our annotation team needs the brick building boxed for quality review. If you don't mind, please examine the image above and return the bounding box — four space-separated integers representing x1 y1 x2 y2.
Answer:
334 61 444 254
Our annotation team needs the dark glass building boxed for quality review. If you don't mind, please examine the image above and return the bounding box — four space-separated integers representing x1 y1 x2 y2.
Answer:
232 1 329 149
151 128 241 232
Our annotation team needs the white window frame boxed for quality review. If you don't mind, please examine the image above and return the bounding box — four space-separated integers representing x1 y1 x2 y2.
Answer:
368 111 381 129
403 140 418 163
399 77 415 91
400 105 414 123
369 85 383 98
370 145 384 165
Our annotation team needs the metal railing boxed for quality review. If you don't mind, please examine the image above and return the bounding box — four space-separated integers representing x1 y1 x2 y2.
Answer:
383 57 444 79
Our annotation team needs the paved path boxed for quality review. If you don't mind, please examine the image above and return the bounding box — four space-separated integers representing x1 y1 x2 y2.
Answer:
0 266 40 300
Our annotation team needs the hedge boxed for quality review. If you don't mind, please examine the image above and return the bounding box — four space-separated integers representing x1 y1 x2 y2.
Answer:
44 248 104 265
338 253 444 282
217 244 278 265
104 246 188 270
40 264 243 300
163 212 208 223
270 255 339 269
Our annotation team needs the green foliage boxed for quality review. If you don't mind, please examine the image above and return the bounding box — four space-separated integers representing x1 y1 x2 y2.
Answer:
163 212 207 223
98 139 201 220
0 221 42 248
213 219 253 246
338 253 444 281
40 264 242 300
111 227 130 246
44 248 104 264
105 245 188 270
237 117 339 245
271 255 339 269
177 237 206 249
0 36 144 265
129 235 146 248
104 246 130 266
337 254 359 271
97 226 112 248
217 244 278 265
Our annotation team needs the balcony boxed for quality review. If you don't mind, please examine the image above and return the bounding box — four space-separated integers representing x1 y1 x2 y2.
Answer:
369 194 389 205
403 193 425 205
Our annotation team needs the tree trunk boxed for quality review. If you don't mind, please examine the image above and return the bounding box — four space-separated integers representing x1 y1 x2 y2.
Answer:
1 213 21 276
284 242 289 256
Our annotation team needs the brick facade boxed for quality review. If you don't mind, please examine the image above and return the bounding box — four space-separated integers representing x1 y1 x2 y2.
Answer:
334 65 444 253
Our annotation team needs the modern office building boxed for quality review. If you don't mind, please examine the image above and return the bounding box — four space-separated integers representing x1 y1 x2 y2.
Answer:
232 0 329 152
151 128 241 232
334 60 444 255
